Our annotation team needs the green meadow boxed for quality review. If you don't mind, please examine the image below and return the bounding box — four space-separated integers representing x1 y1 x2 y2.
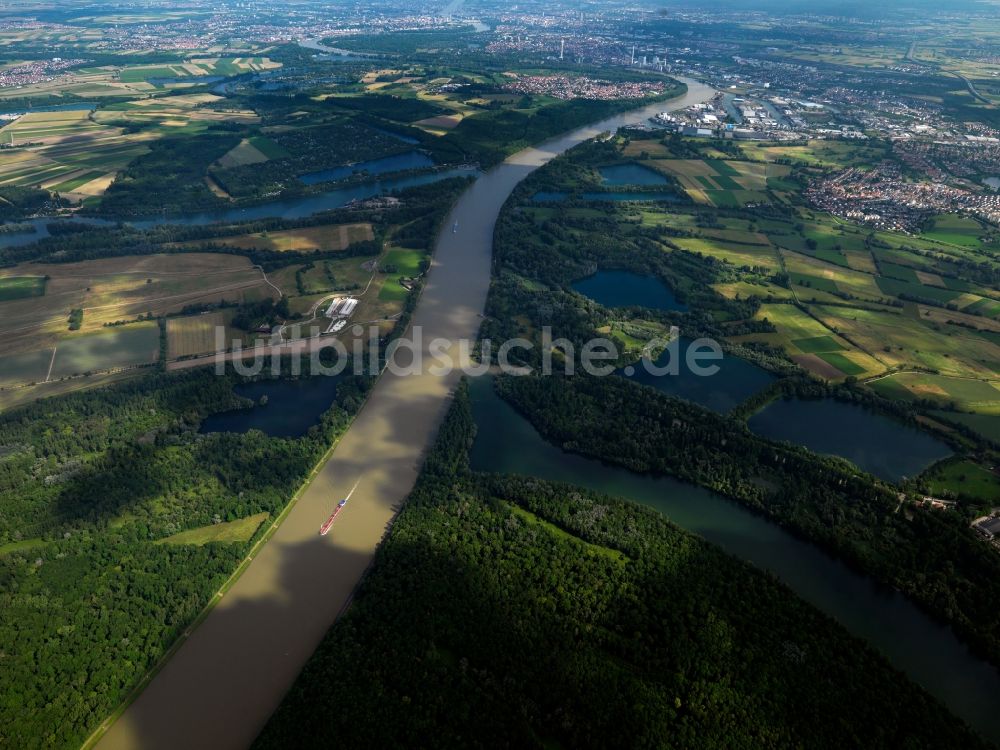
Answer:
0 276 45 301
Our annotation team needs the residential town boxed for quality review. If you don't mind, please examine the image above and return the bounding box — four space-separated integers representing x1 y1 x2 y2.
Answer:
501 73 667 100
0 58 86 89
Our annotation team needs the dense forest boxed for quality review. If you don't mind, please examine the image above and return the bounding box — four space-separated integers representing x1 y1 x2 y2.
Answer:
0 363 371 748
209 120 416 200
255 383 988 750
0 185 58 221
492 372 1000 670
472 135 1000 673
95 132 240 216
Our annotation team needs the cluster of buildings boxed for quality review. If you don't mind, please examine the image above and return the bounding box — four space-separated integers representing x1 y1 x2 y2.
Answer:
324 297 359 334
486 33 627 64
894 139 1000 187
654 94 810 141
973 514 1000 548
0 1 472 54
806 162 1000 232
0 58 87 89
91 24 215 52
501 74 665 101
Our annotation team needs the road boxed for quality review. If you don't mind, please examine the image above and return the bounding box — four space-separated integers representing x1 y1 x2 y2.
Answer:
954 72 990 104
93 77 716 750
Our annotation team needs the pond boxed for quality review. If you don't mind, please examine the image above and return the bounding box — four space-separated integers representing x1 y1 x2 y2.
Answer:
599 163 669 185
748 397 952 482
466 374 1000 742
298 151 435 185
620 338 775 413
199 375 345 437
572 269 687 312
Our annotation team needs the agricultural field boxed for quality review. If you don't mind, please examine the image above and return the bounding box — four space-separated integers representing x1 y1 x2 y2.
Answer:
167 310 243 359
869 372 1000 414
282 245 424 335
921 458 1000 502
48 321 160 378
557 135 1000 392
814 304 1000 379
622 139 674 159
922 213 985 247
0 369 143 412
650 158 785 206
0 89 259 203
738 303 886 379
0 110 154 198
712 278 795 301
377 247 424 302
181 223 374 253
268 252 395 328
0 349 54 387
215 137 275 168
94 93 259 135
0 276 45 301
0 254 274 372
157 512 269 546
736 140 890 169
781 250 885 302
0 110 103 145
672 236 780 271
116 56 280 85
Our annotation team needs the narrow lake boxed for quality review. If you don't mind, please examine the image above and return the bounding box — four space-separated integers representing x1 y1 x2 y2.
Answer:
298 151 435 185
466 374 1000 742
0 167 478 248
749 397 952 482
199 376 344 437
620 339 775 413
572 269 687 311
599 163 669 185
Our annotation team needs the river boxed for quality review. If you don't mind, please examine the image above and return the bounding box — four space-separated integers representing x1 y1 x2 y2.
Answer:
92 78 719 750
467 374 1000 743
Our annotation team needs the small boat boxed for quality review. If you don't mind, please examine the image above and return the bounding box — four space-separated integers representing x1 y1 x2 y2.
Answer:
320 480 359 536
452 220 459 233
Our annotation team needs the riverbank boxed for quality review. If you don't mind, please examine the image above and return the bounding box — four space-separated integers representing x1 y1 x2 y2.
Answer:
92 78 717 750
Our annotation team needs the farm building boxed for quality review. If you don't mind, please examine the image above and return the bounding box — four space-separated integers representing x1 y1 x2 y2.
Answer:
325 297 359 319
974 516 1000 539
